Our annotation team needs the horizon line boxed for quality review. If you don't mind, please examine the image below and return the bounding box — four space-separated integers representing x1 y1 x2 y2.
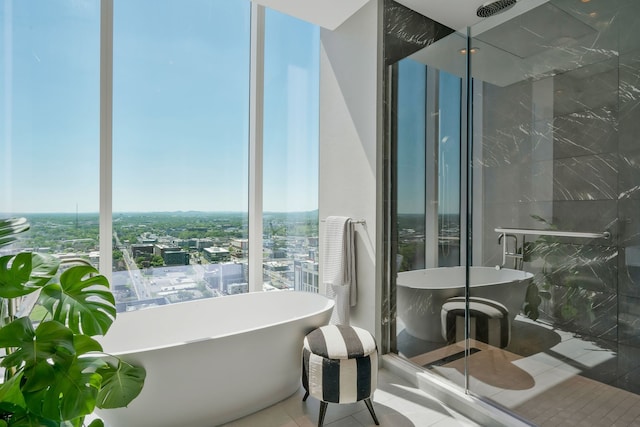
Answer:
2 209 320 216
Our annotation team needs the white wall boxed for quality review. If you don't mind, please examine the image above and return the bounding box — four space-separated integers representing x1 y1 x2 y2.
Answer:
318 0 383 339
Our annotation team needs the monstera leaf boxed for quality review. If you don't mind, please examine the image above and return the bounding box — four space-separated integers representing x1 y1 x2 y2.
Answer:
0 253 60 299
38 265 116 337
22 357 106 421
0 318 75 371
96 358 146 409
0 372 27 414
0 217 29 248
0 218 145 425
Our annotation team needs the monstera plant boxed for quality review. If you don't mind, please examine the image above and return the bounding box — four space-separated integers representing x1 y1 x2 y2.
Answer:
0 217 145 427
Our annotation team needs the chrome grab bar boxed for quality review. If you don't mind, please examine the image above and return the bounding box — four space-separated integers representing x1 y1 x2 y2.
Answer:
494 228 610 240
494 227 610 269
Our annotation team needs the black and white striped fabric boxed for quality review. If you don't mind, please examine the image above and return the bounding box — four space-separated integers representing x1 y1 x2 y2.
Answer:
302 325 377 404
441 296 511 348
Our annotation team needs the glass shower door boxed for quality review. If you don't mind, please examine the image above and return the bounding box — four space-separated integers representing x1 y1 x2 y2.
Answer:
392 29 468 389
464 0 640 424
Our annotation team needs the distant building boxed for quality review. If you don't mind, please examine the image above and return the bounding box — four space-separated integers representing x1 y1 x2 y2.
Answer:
230 238 248 259
153 244 180 258
294 259 319 293
228 282 248 295
149 244 189 265
264 261 289 272
203 246 230 262
88 251 100 267
131 244 154 258
271 249 287 259
203 262 246 292
163 250 190 266
193 238 214 250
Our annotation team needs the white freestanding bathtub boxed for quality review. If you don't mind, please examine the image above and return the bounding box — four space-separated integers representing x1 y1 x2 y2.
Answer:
397 266 533 342
95 291 334 427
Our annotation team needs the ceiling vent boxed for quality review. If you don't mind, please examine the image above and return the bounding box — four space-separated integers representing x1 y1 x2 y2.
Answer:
476 0 518 17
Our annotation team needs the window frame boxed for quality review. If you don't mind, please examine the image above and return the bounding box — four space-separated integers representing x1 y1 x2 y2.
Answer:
98 1 301 294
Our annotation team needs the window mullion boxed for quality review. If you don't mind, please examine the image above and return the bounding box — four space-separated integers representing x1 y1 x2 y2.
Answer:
99 0 113 282
248 3 265 292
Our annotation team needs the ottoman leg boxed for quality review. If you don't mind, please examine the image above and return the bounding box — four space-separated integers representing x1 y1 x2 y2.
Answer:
318 401 328 427
364 398 380 425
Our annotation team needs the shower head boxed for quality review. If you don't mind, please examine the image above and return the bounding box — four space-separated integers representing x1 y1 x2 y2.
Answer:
476 0 518 17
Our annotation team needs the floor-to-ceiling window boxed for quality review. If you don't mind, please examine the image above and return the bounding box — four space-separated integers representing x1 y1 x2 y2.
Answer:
1 1 320 312
262 9 319 293
112 0 250 309
0 0 100 256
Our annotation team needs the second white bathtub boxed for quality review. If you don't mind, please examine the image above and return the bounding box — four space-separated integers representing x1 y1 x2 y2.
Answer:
397 266 533 342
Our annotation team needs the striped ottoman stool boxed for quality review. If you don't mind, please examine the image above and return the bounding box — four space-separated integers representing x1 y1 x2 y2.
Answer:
441 296 511 348
302 325 379 427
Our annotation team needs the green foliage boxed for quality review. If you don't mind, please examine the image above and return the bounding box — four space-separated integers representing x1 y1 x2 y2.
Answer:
0 219 30 249
524 215 595 326
0 218 145 426
522 281 542 321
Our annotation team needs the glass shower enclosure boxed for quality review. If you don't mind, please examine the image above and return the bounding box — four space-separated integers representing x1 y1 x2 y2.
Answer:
388 0 640 424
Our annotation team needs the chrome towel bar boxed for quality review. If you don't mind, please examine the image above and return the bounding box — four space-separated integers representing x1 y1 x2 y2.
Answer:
321 219 366 224
494 228 610 240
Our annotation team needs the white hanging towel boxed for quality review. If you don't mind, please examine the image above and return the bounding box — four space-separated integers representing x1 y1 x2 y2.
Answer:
323 216 357 325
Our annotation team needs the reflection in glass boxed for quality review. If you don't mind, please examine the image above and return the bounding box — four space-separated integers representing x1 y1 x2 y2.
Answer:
389 0 640 423
393 48 464 377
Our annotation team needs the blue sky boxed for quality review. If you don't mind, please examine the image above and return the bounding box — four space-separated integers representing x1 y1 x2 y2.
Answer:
1 0 319 214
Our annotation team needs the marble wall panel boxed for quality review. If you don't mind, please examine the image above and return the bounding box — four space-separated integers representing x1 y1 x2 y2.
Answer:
480 124 534 168
617 343 640 394
534 243 618 294
618 198 640 298
483 80 533 130
619 50 640 153
550 200 618 243
619 1 640 56
383 0 454 66
619 295 640 346
553 63 618 116
552 106 618 159
552 153 618 201
619 199 640 246
619 256 640 299
529 160 554 203
547 283 617 341
619 149 640 201
482 163 528 204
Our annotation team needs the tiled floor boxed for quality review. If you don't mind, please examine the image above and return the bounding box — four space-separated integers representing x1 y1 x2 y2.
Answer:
405 316 640 427
220 368 480 427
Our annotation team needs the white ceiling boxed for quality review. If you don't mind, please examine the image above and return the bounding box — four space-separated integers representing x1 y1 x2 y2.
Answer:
251 0 491 31
250 0 543 33
251 0 371 30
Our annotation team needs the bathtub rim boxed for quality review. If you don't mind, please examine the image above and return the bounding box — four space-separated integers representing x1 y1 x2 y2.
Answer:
396 266 533 290
99 290 335 356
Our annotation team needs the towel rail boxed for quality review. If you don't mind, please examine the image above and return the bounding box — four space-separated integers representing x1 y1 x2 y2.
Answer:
494 228 610 240
321 219 366 224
